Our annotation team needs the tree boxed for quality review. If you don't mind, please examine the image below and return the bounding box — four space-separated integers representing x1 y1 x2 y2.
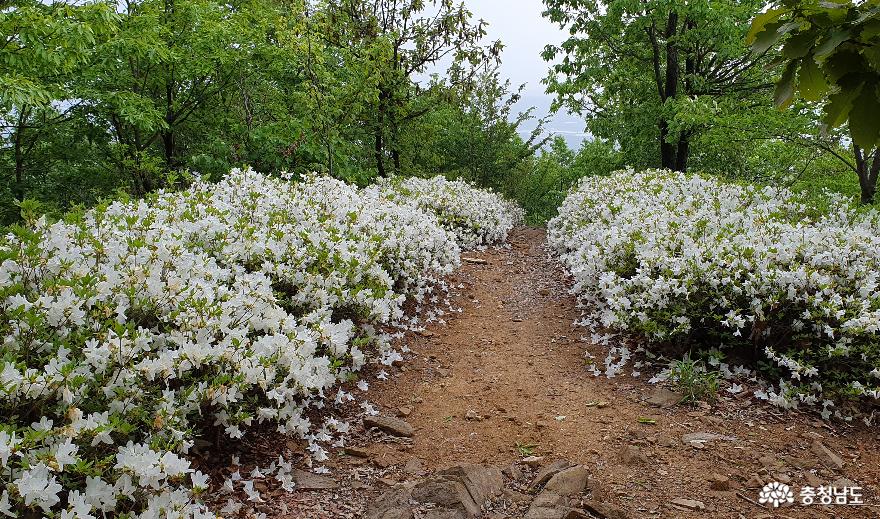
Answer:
400 67 546 186
322 0 500 177
542 0 774 172
750 0 880 203
0 0 117 214
80 0 275 194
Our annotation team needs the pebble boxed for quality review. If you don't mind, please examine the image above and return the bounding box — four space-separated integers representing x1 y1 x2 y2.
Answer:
363 415 415 437
670 498 705 511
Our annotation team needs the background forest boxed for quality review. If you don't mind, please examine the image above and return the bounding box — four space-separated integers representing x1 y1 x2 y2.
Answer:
1 0 877 224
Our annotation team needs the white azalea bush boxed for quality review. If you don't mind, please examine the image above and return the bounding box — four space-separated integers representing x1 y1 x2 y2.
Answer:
0 169 517 518
373 176 522 249
550 169 880 409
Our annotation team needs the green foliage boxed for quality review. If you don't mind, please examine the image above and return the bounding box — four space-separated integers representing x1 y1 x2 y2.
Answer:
542 0 784 173
669 357 721 404
750 0 880 149
505 137 623 224
0 0 537 223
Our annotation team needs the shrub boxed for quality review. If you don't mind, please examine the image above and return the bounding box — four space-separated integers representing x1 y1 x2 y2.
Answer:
0 169 518 517
374 176 523 249
549 169 880 412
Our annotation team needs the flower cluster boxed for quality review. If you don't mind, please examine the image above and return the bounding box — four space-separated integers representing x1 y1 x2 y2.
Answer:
549 169 880 410
372 176 523 249
0 169 516 517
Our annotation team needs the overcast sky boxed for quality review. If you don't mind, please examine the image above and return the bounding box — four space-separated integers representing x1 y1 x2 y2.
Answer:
462 0 588 148
417 1 586 147
465 0 566 95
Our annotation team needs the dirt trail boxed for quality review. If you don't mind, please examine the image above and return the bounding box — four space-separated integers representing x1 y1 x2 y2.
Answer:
281 227 880 518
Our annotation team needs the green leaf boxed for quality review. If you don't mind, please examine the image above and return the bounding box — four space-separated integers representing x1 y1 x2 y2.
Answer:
822 83 863 127
783 31 818 59
863 45 880 69
850 85 880 148
751 21 786 54
747 9 785 45
862 19 880 40
798 58 829 101
814 29 851 57
824 49 867 82
775 61 798 108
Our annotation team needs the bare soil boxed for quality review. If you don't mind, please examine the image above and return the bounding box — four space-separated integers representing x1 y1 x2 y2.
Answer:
233 227 880 518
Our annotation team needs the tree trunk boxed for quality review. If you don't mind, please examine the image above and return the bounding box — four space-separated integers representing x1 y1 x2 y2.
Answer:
659 120 676 170
162 129 175 171
658 12 680 171
674 132 690 172
12 107 29 203
855 145 880 204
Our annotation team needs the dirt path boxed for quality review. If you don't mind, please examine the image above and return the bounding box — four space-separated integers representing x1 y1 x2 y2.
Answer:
278 227 880 518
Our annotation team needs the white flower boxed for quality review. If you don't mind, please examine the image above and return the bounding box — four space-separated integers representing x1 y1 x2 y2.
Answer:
242 480 263 502
550 168 880 411
0 169 516 517
0 431 19 468
190 471 209 490
16 463 63 512
0 491 14 518
84 477 116 512
53 438 79 471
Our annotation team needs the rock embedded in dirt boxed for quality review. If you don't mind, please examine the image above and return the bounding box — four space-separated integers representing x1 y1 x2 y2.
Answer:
582 500 627 519
525 491 568 519
832 477 858 489
523 456 545 467
811 441 845 470
502 463 523 481
618 445 648 466
465 409 483 421
544 465 589 496
758 455 782 469
655 435 676 448
805 472 824 487
291 469 339 490
745 474 765 489
645 388 684 408
785 456 818 470
412 478 481 517
503 488 532 503
344 446 370 458
404 458 424 475
707 473 731 491
364 415 415 437
364 486 415 519
397 406 413 417
438 464 504 505
669 498 705 511
530 460 572 490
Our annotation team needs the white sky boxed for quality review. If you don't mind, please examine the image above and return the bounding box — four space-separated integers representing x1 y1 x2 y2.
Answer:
419 0 587 148
464 0 567 95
